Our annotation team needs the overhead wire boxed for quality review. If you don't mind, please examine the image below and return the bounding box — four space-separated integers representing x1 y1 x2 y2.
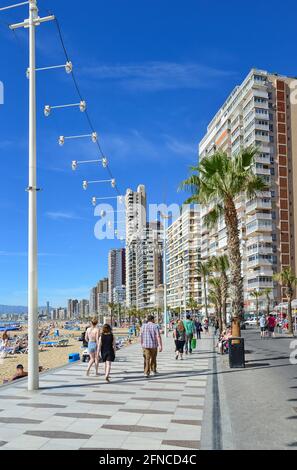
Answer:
47 11 122 197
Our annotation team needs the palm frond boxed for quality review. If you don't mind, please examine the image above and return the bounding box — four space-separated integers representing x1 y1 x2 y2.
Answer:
203 205 224 229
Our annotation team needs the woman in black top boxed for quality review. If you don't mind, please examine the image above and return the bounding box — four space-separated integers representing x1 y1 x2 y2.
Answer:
98 324 116 382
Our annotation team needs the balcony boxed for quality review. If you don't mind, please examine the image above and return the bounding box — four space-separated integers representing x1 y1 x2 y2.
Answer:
247 257 273 268
246 244 273 256
255 154 271 164
247 280 274 290
246 234 273 247
246 199 272 215
246 220 272 235
258 145 271 153
247 212 272 223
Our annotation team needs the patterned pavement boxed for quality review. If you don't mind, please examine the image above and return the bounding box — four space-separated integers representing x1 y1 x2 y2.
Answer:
0 334 212 450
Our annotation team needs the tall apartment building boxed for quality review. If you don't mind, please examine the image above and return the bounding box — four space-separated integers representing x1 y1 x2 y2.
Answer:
136 221 163 310
125 185 147 307
78 299 89 318
97 278 109 317
199 68 297 311
167 207 202 311
89 277 109 316
113 285 126 305
89 287 98 315
67 299 79 319
108 248 126 303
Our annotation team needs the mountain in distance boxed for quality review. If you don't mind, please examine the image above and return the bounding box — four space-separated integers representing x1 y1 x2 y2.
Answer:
0 305 52 315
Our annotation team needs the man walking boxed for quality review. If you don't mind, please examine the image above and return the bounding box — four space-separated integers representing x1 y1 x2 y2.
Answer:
183 314 195 354
259 314 267 339
141 315 163 378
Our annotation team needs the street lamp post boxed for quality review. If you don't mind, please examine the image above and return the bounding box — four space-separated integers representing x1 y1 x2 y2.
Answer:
160 213 170 338
27 0 38 392
0 0 55 391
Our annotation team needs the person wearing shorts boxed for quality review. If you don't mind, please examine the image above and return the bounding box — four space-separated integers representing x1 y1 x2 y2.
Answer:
85 317 100 376
267 314 276 338
259 314 267 338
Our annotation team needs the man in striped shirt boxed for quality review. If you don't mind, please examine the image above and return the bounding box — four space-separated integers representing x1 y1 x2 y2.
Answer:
141 315 163 377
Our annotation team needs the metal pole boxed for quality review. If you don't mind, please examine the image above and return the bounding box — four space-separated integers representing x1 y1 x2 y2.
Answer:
163 220 167 338
183 255 187 319
28 0 39 391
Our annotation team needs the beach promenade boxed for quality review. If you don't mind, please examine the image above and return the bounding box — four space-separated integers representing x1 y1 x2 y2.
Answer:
0 334 212 450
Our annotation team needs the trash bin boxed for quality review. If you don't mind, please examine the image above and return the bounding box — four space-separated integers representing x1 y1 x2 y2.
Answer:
228 337 245 368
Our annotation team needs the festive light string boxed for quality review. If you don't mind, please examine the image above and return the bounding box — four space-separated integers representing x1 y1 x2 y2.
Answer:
48 11 122 197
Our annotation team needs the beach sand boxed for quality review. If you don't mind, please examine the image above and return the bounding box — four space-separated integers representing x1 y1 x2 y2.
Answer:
0 323 134 385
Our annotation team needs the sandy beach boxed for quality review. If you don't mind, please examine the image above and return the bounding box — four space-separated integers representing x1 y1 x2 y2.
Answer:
0 322 135 385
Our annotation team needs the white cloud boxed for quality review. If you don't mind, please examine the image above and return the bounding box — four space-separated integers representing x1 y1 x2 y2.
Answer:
46 211 84 221
81 61 236 92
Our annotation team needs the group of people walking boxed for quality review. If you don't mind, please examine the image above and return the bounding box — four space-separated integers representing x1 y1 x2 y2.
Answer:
85 318 116 382
85 314 206 381
259 313 277 338
172 315 206 360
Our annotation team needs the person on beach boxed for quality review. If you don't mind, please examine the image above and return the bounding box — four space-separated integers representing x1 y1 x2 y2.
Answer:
12 364 28 381
85 317 100 376
98 324 116 383
183 314 195 354
173 320 186 360
141 314 163 378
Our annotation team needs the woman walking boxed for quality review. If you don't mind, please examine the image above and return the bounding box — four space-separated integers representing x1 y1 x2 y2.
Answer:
173 320 186 360
99 324 116 382
85 317 100 376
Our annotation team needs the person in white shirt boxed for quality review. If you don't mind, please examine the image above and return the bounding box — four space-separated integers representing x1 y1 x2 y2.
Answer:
259 315 267 339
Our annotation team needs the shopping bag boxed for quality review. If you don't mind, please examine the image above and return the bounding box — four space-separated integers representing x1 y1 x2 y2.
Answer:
191 338 197 349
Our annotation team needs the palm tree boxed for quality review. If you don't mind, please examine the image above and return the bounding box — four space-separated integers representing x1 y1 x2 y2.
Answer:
108 302 116 327
273 267 297 336
210 255 229 328
262 288 272 317
250 290 262 326
180 147 266 335
196 261 211 319
209 277 223 332
187 297 200 316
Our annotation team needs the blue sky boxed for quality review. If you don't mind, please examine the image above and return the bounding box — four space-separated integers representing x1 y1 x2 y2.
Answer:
0 0 296 307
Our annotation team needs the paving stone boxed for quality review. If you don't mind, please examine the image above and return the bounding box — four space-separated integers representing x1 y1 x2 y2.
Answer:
17 403 66 409
119 408 172 415
102 424 167 433
0 417 42 424
161 440 200 449
25 430 92 439
55 412 111 419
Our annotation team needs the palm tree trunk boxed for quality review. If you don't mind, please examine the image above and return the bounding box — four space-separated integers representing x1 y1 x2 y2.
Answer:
266 295 270 317
256 298 259 326
287 294 294 336
203 277 209 319
222 273 228 328
224 198 243 331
